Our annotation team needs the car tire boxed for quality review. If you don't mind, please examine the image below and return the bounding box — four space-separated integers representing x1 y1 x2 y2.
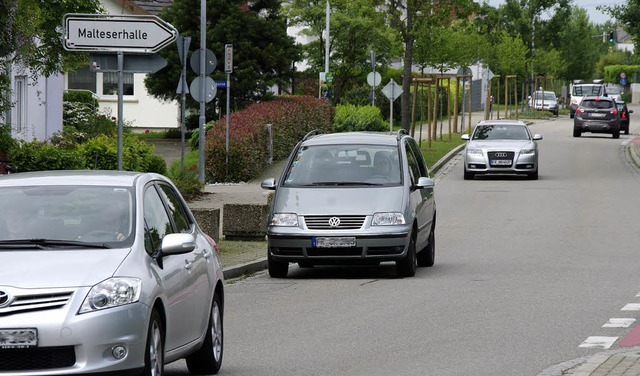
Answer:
396 232 417 277
186 292 223 375
268 252 289 278
613 129 620 139
528 169 538 180
417 221 435 267
143 310 164 376
625 126 629 135
463 169 474 180
573 128 581 137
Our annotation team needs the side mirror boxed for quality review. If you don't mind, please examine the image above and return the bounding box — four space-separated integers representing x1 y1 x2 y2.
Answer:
533 134 543 140
413 177 435 190
261 178 276 190
161 233 196 255
461 134 470 140
629 110 634 114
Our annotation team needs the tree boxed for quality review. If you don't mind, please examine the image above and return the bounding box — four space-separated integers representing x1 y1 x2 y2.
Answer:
601 0 640 54
486 31 528 78
145 0 300 115
284 0 399 102
557 7 600 81
0 0 102 115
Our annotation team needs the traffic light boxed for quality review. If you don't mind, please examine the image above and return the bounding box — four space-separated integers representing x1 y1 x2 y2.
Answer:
609 31 615 43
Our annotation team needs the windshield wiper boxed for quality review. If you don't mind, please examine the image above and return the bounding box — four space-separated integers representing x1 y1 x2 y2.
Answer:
0 239 111 249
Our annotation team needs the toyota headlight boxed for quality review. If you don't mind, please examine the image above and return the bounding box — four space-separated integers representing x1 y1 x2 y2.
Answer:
372 212 405 226
79 278 142 314
466 148 483 156
270 213 299 226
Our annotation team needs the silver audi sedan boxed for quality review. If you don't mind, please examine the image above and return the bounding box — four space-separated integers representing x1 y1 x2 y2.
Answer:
0 170 224 376
461 120 542 180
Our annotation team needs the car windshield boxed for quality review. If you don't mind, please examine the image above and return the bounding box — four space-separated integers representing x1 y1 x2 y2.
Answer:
0 185 134 246
573 85 603 96
282 144 402 186
608 87 621 95
533 92 556 101
581 99 613 109
472 125 531 141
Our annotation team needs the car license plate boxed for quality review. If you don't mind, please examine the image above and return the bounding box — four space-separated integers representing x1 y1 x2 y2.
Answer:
490 159 511 166
591 113 605 118
0 328 38 349
313 237 356 248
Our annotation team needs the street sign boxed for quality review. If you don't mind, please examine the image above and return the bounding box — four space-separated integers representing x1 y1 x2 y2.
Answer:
89 53 167 73
382 79 402 101
367 72 382 86
190 76 217 103
63 14 177 53
225 44 233 73
215 80 227 89
190 48 217 75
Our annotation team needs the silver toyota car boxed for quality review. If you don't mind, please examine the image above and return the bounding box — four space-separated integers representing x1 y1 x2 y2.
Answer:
261 130 436 278
462 120 542 180
0 170 224 376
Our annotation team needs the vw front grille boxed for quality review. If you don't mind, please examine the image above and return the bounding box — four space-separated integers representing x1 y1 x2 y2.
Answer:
304 215 365 230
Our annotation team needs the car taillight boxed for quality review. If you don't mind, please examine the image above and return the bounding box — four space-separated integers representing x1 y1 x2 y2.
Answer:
622 112 627 119
204 233 220 255
610 109 618 115
578 108 585 113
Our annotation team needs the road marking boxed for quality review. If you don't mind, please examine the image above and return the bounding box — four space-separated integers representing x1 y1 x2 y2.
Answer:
621 303 640 311
603 318 636 328
619 324 640 347
579 336 618 349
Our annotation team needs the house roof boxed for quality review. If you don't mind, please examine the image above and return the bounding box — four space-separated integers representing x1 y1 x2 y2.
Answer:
130 0 174 16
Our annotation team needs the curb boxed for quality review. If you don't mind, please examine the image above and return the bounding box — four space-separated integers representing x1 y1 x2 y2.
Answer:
223 257 267 280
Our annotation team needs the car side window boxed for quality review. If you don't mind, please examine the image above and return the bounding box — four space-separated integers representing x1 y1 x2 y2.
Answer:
158 183 192 233
404 141 421 185
406 138 429 178
143 185 173 255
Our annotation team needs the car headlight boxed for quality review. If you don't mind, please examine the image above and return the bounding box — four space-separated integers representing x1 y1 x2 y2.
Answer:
79 278 142 314
520 148 535 156
466 148 483 156
372 212 405 226
270 213 299 226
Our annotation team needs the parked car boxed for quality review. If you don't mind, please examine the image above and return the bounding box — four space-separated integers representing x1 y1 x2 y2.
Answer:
461 120 542 180
261 130 437 278
528 90 559 116
0 170 224 376
616 100 633 135
606 86 623 103
570 82 607 118
573 95 621 138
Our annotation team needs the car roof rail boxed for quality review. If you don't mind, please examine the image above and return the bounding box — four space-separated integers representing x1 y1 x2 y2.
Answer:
396 129 409 140
301 129 325 141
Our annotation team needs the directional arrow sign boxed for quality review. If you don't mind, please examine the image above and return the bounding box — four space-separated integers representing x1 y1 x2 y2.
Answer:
63 14 178 53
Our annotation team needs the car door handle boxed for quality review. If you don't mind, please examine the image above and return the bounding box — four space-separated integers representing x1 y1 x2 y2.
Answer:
184 259 193 271
202 250 212 262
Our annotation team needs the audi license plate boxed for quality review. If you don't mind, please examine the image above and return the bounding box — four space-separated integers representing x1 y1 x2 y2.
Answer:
490 159 511 166
313 237 356 248
0 328 38 349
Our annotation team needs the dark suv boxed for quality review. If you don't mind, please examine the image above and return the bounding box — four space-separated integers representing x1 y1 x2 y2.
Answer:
261 130 436 278
573 96 620 138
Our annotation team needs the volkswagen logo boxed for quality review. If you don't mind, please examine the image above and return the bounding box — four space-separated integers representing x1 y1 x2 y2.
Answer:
0 290 11 308
328 217 341 228
495 152 508 158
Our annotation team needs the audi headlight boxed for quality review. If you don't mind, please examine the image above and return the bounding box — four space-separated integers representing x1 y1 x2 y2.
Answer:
372 212 405 226
520 148 535 156
466 148 483 156
79 278 141 314
270 213 299 226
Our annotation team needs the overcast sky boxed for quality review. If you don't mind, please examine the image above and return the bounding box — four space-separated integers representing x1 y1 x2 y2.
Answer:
480 0 627 25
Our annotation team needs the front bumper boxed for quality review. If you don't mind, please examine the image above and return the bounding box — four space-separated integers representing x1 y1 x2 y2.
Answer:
464 151 537 175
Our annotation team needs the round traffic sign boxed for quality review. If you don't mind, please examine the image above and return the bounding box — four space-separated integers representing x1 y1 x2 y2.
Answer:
190 76 217 103
190 48 217 75
367 72 382 87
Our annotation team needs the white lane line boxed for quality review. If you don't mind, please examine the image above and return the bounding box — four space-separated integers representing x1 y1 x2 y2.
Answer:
635 291 640 297
579 336 618 349
603 318 636 328
621 303 640 311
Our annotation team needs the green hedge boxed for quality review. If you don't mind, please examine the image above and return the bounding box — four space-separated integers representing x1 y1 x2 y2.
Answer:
334 104 387 132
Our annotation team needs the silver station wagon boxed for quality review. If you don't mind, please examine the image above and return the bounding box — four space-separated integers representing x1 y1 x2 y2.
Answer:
0 170 224 376
261 130 437 278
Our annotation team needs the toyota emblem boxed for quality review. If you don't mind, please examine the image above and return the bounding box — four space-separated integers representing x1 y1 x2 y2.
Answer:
328 217 341 228
0 290 11 308
495 152 508 158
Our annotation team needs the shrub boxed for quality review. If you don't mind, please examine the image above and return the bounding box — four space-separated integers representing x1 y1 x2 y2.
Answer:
334 104 387 132
168 163 203 200
11 141 86 172
204 96 334 183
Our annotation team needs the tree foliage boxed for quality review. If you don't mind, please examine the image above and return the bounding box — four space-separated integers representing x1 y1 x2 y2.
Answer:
601 0 640 54
144 0 301 112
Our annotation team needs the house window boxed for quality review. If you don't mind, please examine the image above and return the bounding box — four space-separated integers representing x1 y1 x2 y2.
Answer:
67 65 134 96
15 76 27 132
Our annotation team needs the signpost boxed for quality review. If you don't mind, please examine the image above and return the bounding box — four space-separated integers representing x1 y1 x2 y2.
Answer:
63 13 178 170
382 79 402 131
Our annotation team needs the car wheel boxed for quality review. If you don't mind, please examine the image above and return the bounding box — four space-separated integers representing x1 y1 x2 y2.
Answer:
417 221 435 267
463 168 474 180
613 129 620 139
186 292 223 374
573 128 581 137
625 126 629 135
396 232 417 277
268 252 289 278
143 310 164 376
528 169 538 180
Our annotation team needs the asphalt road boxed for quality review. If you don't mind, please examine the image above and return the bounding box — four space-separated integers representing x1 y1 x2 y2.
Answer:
166 107 640 376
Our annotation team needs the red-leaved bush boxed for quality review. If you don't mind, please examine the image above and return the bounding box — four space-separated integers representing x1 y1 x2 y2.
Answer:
205 96 334 182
